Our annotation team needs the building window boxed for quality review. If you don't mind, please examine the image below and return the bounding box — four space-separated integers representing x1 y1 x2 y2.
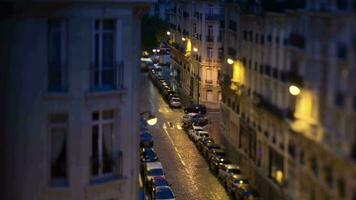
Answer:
48 19 67 92
49 113 68 186
91 110 115 178
310 157 318 177
207 25 213 37
92 19 117 91
269 147 284 185
260 34 265 44
337 43 347 60
206 68 212 83
324 165 333 188
218 91 222 101
335 91 345 107
207 47 213 59
206 90 213 101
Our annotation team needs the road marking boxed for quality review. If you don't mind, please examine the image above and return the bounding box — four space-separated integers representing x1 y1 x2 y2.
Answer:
162 123 186 167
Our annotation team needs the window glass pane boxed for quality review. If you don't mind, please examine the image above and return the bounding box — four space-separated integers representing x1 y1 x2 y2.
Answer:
95 34 99 67
91 125 99 175
102 123 113 173
101 68 114 87
103 19 115 31
102 110 114 119
51 127 67 180
92 112 99 121
103 33 114 67
49 113 67 123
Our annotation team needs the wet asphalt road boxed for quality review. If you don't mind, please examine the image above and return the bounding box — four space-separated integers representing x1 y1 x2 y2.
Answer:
139 73 229 200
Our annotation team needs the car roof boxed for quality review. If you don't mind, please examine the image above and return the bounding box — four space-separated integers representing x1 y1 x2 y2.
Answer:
231 174 248 180
146 162 163 170
198 131 208 134
156 186 173 192
225 164 240 169
142 147 155 152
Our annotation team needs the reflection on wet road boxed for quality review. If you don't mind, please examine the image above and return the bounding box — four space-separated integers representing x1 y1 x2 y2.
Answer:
140 74 229 200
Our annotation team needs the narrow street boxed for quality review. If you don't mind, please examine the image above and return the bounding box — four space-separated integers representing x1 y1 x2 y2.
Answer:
139 73 229 200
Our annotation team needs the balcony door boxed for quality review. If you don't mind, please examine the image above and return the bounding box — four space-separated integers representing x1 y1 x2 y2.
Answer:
93 19 116 90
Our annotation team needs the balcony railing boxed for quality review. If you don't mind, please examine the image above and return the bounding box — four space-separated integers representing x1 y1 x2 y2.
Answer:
288 33 305 49
205 14 220 21
206 35 214 42
90 151 123 182
90 61 124 92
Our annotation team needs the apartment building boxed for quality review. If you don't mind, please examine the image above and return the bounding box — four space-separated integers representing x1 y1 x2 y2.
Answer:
0 0 155 200
220 1 356 200
168 0 222 109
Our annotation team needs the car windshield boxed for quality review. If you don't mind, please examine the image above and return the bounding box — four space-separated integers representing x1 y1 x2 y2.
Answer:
228 168 241 174
144 150 156 158
195 128 203 132
200 133 209 137
148 169 164 176
156 189 174 199
215 151 226 157
154 179 169 187
234 179 249 185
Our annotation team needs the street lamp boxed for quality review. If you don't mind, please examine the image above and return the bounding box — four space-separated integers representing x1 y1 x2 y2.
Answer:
152 49 157 53
140 111 157 126
227 58 234 65
289 85 301 96
193 47 198 52
156 49 160 53
181 37 186 41
166 31 171 36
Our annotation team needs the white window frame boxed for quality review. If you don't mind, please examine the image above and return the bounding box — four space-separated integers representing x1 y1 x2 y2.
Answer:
91 110 116 179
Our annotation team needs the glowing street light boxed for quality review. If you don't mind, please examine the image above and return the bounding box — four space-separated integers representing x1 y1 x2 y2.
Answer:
227 58 234 65
193 47 198 52
166 31 171 36
289 85 301 96
152 49 157 53
140 111 157 126
157 49 160 53
181 37 186 41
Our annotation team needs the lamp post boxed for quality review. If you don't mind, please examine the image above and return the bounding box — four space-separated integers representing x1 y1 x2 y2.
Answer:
140 111 157 126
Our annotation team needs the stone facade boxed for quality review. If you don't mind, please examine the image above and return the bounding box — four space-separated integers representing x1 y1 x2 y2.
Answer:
220 1 356 200
0 1 154 200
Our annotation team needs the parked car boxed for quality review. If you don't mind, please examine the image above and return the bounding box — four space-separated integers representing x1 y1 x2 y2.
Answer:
192 120 209 129
144 162 165 183
169 97 182 108
188 126 204 139
153 186 176 200
140 147 158 163
191 130 209 142
140 131 153 148
184 104 207 114
218 164 241 181
231 186 260 200
225 174 249 193
209 155 231 175
202 142 221 158
147 177 171 199
207 148 226 161
182 113 207 124
196 137 215 151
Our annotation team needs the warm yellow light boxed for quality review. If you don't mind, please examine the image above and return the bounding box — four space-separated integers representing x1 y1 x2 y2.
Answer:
152 49 157 53
239 180 244 184
275 170 284 184
147 117 157 126
289 85 301 96
166 31 171 35
193 47 198 52
182 37 186 41
227 58 234 65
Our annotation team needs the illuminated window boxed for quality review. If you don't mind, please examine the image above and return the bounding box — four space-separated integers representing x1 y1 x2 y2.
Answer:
207 90 213 101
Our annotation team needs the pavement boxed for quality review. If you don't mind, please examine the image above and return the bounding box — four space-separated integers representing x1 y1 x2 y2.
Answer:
139 73 229 200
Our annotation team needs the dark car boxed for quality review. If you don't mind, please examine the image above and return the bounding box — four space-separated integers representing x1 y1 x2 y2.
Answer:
147 177 171 199
209 155 231 175
207 148 226 161
184 104 207 114
153 186 175 200
196 137 215 151
140 131 153 148
140 148 158 163
202 142 221 158
231 186 260 200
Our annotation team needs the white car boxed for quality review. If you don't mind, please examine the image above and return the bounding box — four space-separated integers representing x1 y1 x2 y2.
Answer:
218 164 241 181
182 113 198 123
145 162 165 182
169 97 182 108
153 186 176 200
188 126 204 138
191 130 209 142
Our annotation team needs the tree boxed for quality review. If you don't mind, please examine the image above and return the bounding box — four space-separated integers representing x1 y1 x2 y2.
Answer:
141 15 169 52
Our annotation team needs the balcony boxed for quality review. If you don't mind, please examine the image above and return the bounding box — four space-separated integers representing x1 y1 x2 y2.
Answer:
206 35 214 42
288 33 305 49
253 93 294 120
90 151 123 184
205 14 220 21
89 61 124 92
